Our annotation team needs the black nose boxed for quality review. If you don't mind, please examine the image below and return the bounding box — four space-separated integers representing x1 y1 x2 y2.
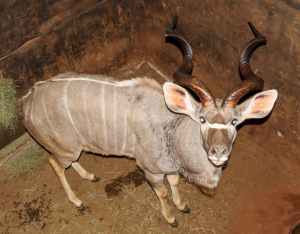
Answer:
210 147 227 157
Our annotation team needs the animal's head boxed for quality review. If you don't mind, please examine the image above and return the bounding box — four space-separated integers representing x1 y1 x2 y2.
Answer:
163 9 278 167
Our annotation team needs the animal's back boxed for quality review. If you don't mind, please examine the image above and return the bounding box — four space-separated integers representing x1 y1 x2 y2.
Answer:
21 73 165 168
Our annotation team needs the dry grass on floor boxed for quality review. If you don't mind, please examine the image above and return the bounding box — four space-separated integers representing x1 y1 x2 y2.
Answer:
0 137 48 180
0 75 18 132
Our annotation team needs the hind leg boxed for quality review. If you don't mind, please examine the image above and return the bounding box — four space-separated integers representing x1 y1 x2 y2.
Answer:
48 156 85 210
71 162 99 182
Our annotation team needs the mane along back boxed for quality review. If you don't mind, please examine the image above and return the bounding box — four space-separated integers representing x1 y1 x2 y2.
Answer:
20 74 163 118
116 77 163 92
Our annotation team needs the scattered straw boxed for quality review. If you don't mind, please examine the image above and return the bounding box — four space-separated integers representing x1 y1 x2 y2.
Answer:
0 140 48 180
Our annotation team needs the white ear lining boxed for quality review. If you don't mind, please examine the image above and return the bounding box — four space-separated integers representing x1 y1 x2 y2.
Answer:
241 89 278 120
163 82 199 122
183 93 196 113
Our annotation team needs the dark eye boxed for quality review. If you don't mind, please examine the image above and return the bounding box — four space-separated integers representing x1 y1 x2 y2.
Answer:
231 118 237 126
200 117 206 123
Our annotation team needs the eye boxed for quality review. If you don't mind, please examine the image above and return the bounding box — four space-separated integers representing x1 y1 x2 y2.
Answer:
231 118 237 126
200 117 206 123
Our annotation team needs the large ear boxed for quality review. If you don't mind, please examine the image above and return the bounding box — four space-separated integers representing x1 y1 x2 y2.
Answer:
163 82 199 122
241 90 278 120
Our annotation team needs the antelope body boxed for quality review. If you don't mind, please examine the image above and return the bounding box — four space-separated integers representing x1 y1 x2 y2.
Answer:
21 10 278 227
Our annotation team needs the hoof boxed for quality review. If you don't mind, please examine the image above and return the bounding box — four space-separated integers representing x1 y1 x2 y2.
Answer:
199 186 217 197
77 204 85 211
181 205 191 214
92 176 100 182
170 220 178 228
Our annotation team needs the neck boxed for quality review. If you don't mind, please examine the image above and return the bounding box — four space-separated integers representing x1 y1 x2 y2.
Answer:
170 116 223 188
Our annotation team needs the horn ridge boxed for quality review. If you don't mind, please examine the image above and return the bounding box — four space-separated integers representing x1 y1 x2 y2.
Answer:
168 7 179 31
165 8 192 74
166 32 193 74
173 71 218 107
222 22 267 108
166 9 217 107
248 21 263 38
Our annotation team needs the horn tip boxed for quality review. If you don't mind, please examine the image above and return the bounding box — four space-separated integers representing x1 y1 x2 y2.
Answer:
247 21 264 38
169 8 179 30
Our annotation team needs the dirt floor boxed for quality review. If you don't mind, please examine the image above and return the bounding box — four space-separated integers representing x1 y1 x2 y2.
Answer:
0 134 299 234
0 61 299 234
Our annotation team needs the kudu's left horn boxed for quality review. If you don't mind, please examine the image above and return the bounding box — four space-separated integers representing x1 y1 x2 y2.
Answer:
221 22 267 108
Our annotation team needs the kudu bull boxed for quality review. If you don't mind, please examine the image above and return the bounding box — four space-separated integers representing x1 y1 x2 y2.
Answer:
21 10 277 227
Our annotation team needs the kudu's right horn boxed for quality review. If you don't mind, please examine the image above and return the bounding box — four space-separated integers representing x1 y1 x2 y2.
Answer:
166 9 217 108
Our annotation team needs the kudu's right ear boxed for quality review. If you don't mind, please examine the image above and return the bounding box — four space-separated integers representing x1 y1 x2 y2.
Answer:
163 82 199 122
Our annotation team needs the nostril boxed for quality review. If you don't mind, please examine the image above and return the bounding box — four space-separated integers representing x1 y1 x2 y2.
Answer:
211 147 227 156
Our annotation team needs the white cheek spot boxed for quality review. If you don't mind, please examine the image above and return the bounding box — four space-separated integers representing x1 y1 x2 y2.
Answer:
277 131 283 137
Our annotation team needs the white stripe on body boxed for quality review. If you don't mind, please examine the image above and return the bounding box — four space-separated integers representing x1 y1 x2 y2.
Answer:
43 101 59 139
42 83 59 138
64 81 86 144
50 77 159 88
101 81 108 148
132 142 136 155
82 83 92 142
29 86 57 150
113 85 118 151
27 87 58 150
121 86 132 152
40 102 58 150
52 78 121 86
50 77 141 88
30 87 39 130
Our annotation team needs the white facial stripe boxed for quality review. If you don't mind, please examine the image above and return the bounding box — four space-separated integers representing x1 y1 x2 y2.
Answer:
206 122 230 129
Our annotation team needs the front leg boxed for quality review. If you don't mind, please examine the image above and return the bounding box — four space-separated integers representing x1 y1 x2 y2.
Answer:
166 174 191 213
144 171 178 227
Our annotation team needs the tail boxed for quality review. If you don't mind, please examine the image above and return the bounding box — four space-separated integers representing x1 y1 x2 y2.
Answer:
18 97 26 118
18 91 32 118
18 80 47 119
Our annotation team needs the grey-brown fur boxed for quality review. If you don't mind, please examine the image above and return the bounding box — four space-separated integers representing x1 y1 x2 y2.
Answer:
21 72 220 185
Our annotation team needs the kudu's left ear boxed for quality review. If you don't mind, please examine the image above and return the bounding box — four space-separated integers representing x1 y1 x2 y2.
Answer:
241 90 278 120
163 82 199 122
